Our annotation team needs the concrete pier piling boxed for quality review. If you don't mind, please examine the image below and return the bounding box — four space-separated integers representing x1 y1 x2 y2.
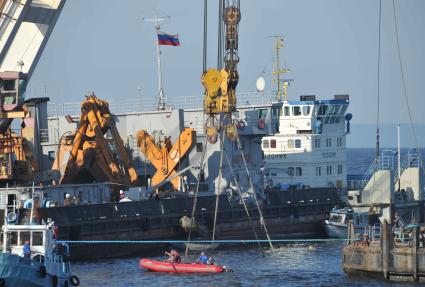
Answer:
342 220 425 282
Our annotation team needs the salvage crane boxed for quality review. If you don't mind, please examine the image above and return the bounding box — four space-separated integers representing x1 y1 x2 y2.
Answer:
202 0 241 144
53 93 138 186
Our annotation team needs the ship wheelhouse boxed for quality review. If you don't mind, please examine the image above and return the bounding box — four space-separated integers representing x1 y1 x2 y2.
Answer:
262 95 350 191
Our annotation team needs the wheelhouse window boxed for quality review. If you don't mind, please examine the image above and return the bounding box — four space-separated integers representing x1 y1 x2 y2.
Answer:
326 138 332 147
263 140 269 148
327 165 333 175
317 105 328 116
288 139 294 149
316 166 321 176
340 105 348 115
295 139 301 148
292 106 301 116
338 165 343 175
302 106 311 116
258 109 268 119
21 232 30 244
270 139 277 148
32 232 43 246
284 106 290 116
296 167 302 176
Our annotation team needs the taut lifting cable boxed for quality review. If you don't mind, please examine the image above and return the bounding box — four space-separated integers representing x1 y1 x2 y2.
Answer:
203 0 207 73
235 133 274 252
219 136 265 256
211 130 226 248
184 136 209 256
376 0 382 160
392 0 422 163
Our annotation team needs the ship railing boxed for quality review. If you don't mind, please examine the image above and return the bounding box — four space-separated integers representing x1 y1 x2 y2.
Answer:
351 224 381 244
47 91 278 117
359 157 380 191
393 157 409 186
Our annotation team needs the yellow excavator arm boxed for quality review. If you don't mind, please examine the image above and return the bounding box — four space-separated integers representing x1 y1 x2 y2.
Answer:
57 93 138 185
137 127 195 192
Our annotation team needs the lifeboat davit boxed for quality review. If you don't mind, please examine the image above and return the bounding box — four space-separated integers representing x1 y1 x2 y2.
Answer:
139 259 225 273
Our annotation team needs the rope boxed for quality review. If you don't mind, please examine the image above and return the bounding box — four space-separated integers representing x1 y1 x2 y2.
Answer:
376 0 382 160
235 133 274 252
202 0 207 73
57 238 351 245
392 0 422 162
219 136 265 256
211 130 225 248
217 0 224 70
184 136 208 256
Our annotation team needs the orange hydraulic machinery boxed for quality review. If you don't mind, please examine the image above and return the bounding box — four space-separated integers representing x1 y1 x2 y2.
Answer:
0 129 33 182
137 127 195 192
54 93 138 185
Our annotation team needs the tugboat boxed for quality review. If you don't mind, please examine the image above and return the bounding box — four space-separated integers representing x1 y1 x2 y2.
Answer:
0 211 79 287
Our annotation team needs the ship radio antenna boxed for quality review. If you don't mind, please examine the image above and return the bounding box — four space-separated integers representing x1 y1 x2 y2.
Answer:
141 13 171 111
270 36 290 101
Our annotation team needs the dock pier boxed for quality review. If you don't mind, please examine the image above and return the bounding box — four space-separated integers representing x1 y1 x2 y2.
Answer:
342 220 425 282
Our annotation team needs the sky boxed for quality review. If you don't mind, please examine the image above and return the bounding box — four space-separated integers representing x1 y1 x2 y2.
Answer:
28 0 425 141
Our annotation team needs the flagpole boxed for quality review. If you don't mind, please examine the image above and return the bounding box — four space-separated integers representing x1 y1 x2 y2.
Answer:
142 13 170 110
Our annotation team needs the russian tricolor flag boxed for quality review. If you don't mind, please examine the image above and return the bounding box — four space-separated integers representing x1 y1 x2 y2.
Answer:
157 31 180 46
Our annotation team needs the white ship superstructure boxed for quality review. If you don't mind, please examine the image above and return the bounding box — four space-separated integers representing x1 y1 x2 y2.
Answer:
262 95 351 190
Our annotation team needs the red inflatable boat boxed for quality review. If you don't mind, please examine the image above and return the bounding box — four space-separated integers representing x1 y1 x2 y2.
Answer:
139 259 225 273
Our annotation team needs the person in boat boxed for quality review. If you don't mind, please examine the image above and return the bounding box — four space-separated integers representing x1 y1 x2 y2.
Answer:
119 190 125 201
207 256 214 265
23 240 31 259
197 252 208 264
165 249 181 263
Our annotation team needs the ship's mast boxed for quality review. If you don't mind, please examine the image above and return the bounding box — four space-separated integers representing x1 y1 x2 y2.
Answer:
141 13 170 111
271 36 290 101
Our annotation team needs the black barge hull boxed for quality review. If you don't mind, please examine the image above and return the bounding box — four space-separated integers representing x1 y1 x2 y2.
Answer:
34 188 341 260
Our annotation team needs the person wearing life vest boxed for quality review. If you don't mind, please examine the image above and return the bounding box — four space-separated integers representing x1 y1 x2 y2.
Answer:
197 252 208 264
23 240 31 259
165 249 181 263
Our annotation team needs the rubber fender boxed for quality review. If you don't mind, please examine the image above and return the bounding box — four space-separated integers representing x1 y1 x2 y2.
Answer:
38 265 46 278
70 275 80 286
6 212 16 223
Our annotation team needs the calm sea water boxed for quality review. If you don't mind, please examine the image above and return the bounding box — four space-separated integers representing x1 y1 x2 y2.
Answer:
72 148 424 287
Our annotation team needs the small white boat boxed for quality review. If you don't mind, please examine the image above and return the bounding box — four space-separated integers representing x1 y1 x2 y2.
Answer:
0 216 80 287
324 207 373 238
